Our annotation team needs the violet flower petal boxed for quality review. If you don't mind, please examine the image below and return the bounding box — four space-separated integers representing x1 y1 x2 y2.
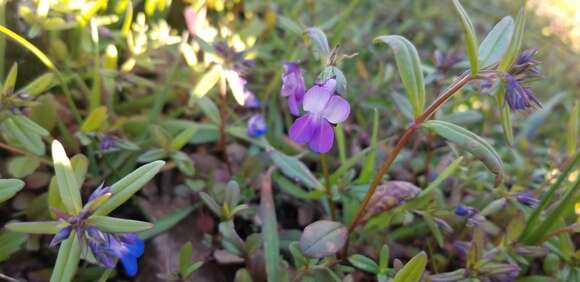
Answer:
303 86 331 113
321 95 350 124
289 114 318 144
308 120 334 153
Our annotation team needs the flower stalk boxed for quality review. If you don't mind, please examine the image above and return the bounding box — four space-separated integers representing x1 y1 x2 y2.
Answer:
345 70 478 241
320 153 336 220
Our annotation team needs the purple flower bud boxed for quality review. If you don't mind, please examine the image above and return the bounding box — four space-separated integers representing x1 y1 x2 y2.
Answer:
280 62 306 116
49 226 72 247
504 75 542 111
247 114 267 138
434 217 454 234
288 78 350 153
88 183 112 203
455 205 477 217
99 135 116 151
515 191 539 207
243 90 261 109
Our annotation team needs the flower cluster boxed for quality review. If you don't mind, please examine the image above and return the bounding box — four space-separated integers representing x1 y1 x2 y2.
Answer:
281 62 351 153
50 184 144 277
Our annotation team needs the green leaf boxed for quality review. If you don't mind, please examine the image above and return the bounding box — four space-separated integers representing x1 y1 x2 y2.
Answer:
392 252 427 282
348 254 379 273
567 101 578 158
422 120 504 186
378 245 390 272
3 117 45 155
21 72 55 96
277 16 303 35
183 261 203 278
452 0 478 75
374 35 425 117
5 221 60 234
80 106 108 132
51 140 82 214
87 216 153 233
219 221 244 255
270 150 322 190
299 220 347 258
3 63 17 94
192 65 220 98
0 25 56 71
94 160 165 216
199 192 222 217
179 242 193 275
12 115 49 137
0 230 28 262
170 127 198 151
261 170 279 281
7 156 40 178
498 8 526 72
419 157 463 197
0 178 24 204
273 173 325 200
172 151 195 176
304 27 330 57
137 149 167 163
50 231 81 282
192 96 221 124
478 16 514 67
139 205 196 240
70 154 88 185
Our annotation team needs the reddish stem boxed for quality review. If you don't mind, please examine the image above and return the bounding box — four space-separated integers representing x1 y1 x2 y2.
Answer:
343 72 474 254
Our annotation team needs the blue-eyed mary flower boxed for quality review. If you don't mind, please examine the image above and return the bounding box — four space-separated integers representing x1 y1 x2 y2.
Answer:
280 62 306 116
247 114 267 138
289 78 350 153
504 74 542 111
49 184 145 277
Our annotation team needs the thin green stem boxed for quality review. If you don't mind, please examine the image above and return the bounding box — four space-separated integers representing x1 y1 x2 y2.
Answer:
320 153 336 220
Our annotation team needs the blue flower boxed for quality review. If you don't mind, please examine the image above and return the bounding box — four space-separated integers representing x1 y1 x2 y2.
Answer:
99 135 116 151
247 114 267 138
87 227 144 277
455 204 477 217
515 191 539 207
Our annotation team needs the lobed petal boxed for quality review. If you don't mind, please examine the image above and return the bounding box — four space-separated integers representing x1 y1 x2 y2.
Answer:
289 114 318 144
303 86 331 113
321 95 350 124
308 120 334 153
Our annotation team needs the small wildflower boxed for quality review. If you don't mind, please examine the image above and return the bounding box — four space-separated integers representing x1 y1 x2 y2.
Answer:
247 114 267 138
515 191 539 207
504 74 542 111
455 204 477 217
243 90 261 109
87 228 144 277
99 135 116 151
289 78 350 153
280 62 306 116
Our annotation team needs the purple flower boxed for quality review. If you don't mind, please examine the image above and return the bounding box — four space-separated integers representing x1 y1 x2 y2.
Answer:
280 62 306 116
88 183 112 203
504 74 542 111
247 114 267 138
243 90 261 108
515 191 538 207
455 205 477 217
99 135 116 151
87 227 144 277
289 79 350 153
49 226 72 247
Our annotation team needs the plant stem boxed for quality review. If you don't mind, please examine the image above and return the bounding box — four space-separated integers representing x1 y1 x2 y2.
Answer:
0 142 52 165
320 153 336 220
218 74 232 174
346 71 474 234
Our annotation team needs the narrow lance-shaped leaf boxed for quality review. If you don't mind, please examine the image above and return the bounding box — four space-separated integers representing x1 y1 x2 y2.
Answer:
452 0 478 75
87 216 153 233
269 150 322 190
51 140 82 214
5 221 60 234
422 120 504 186
392 252 427 282
50 231 81 282
0 25 56 71
374 35 425 117
478 16 514 67
94 160 165 216
3 63 17 95
0 178 24 203
498 8 526 72
304 27 330 57
192 65 220 98
261 169 279 282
